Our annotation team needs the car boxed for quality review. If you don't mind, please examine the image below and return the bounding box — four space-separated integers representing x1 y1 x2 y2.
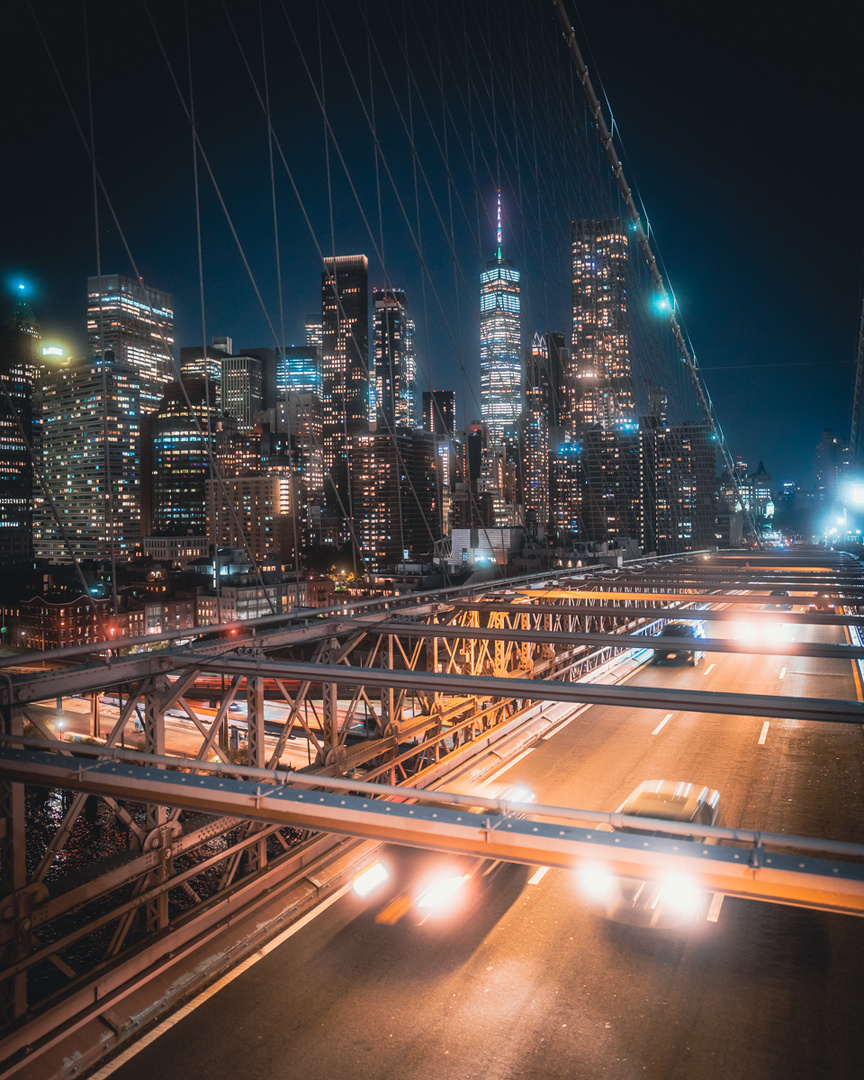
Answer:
578 779 721 928
650 620 705 665
808 593 836 612
769 589 792 610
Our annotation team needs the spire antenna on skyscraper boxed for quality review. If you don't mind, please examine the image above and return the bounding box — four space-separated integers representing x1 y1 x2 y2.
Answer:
480 191 521 442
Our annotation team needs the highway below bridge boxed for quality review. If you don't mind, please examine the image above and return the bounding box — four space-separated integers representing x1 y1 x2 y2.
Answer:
2 548 864 1079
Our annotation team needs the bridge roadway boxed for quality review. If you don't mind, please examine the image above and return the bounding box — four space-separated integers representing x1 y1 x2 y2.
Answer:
100 606 864 1079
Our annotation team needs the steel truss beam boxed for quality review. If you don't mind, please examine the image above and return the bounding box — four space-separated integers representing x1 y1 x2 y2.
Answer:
187 657 864 726
353 619 864 661
3 748 863 918
1 549 859 1056
448 600 864 626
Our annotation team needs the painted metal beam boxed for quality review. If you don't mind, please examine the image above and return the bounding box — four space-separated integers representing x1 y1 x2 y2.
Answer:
2 748 863 918
7 649 863 724
362 620 864 660
186 657 864 726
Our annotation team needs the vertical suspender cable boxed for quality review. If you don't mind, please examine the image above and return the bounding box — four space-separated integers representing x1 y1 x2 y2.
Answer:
186 1 222 625
549 0 758 543
84 3 118 616
260 0 302 611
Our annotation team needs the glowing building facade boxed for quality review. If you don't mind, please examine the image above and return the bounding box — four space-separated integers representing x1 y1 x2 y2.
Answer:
179 345 223 407
521 334 552 530
321 255 369 482
87 274 174 414
221 354 263 432
264 391 326 548
150 378 218 536
480 194 521 442
278 344 322 396
351 430 438 570
422 390 455 436
569 220 635 432
374 288 417 431
34 353 140 561
205 474 294 563
641 416 717 553
0 298 37 562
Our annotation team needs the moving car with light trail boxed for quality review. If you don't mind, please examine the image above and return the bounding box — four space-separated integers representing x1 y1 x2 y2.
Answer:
649 621 705 665
578 779 721 929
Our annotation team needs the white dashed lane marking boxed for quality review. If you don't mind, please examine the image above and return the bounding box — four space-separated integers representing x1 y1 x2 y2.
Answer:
707 893 725 922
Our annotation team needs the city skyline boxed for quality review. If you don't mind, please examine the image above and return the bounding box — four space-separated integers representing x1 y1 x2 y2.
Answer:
3 1 861 489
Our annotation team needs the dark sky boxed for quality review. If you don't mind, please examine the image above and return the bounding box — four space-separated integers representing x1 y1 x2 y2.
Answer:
3 1 860 488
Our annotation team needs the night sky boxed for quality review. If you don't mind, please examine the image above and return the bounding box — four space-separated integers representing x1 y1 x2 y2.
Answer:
3 1 860 488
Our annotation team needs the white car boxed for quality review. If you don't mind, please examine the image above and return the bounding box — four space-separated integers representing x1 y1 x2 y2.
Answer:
579 780 721 928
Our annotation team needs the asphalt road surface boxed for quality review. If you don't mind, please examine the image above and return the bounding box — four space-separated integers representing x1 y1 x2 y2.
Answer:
106 615 864 1080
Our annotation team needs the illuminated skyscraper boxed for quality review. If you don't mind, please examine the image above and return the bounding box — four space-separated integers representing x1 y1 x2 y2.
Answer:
149 378 218 536
321 255 369 496
374 288 416 430
568 219 639 544
422 390 455 436
351 429 438 570
278 344 322 396
569 219 635 432
34 353 140 561
221 353 263 432
0 296 37 562
641 410 717 554
87 274 174 414
179 342 225 406
305 315 323 349
206 474 294 563
480 193 521 442
521 334 552 530
262 391 325 548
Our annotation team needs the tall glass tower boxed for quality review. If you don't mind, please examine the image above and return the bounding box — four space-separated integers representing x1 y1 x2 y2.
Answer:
0 296 37 562
374 288 417 430
569 219 635 433
480 193 521 442
150 378 218 536
87 274 174 414
34 353 140 561
278 344 322 397
321 254 369 491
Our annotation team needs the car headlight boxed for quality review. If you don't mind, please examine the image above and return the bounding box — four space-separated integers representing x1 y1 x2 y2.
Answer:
415 872 471 912
658 872 702 915
734 619 757 642
352 859 389 897
578 862 617 902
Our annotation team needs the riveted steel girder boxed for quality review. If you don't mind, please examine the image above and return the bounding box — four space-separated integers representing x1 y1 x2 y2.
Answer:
359 619 864 660
2 748 864 919
181 657 864 726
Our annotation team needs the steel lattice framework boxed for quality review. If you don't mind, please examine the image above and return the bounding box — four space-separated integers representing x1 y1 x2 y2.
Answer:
1 550 862 1076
